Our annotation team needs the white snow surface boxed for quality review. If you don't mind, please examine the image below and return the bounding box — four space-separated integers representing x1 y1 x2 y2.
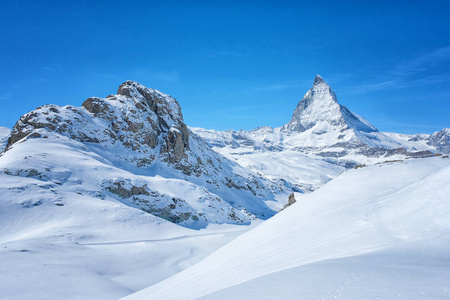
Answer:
0 134 263 299
0 126 10 152
123 156 450 300
0 80 293 299
191 125 424 193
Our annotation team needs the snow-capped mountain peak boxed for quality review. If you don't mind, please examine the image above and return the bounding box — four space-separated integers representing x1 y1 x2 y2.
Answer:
313 74 326 85
192 75 440 194
284 75 377 134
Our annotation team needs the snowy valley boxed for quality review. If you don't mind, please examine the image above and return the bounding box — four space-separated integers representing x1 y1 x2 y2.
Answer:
0 76 449 299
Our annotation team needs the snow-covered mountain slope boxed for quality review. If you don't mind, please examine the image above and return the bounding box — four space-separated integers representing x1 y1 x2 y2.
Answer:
0 105 272 298
0 126 10 152
192 75 448 192
0 138 258 298
201 144 346 192
123 156 450 300
2 81 282 227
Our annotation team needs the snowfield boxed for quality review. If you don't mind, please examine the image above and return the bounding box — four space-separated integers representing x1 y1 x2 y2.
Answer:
0 131 263 299
123 156 450 300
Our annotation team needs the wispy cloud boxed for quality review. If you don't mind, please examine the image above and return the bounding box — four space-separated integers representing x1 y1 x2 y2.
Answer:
348 46 450 93
0 92 14 102
255 83 291 91
214 106 260 114
392 46 450 77
127 70 180 83
375 119 447 134
145 71 180 82
253 79 311 92
43 66 56 72
209 51 246 58
43 64 63 73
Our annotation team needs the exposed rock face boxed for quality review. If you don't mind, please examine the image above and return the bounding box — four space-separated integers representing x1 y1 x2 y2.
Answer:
101 178 250 224
428 128 450 154
280 193 297 211
7 81 191 169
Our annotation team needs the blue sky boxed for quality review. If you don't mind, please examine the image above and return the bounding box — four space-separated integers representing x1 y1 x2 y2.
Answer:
1 0 449 134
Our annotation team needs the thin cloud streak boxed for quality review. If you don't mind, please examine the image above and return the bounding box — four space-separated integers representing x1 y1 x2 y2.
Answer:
377 119 447 132
214 106 261 114
0 92 14 102
348 46 450 94
253 79 311 92
209 51 246 58
392 46 450 77
127 70 180 83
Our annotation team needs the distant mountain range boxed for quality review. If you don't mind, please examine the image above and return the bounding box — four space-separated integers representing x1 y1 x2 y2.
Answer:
192 75 449 191
1 76 449 224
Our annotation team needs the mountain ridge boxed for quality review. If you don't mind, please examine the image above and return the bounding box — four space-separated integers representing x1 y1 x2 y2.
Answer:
1 81 283 227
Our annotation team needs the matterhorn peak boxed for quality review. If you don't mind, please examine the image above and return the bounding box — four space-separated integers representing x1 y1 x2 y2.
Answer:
283 75 377 135
313 74 326 85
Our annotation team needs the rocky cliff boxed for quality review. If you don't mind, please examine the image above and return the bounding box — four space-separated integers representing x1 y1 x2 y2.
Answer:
3 81 281 227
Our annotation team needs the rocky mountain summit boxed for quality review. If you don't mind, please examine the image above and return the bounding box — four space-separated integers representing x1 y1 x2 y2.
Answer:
7 81 192 170
1 81 281 228
195 75 442 153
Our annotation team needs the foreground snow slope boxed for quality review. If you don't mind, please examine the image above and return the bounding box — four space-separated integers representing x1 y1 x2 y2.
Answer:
124 156 450 300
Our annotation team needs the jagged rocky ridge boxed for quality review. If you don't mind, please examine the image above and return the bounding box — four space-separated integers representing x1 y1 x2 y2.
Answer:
2 81 281 227
7 81 192 170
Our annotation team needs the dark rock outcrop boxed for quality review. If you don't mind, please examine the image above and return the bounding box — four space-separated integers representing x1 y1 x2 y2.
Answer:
428 128 450 154
7 81 191 169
